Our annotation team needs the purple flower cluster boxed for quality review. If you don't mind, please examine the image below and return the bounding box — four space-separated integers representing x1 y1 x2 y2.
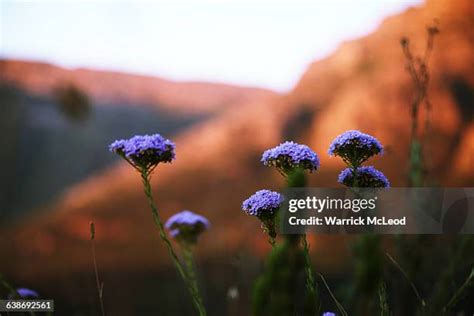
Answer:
165 210 210 243
242 190 283 217
322 313 336 316
338 166 390 188
109 134 175 171
262 141 320 173
328 130 383 166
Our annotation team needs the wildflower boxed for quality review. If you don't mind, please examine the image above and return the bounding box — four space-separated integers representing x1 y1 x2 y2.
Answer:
16 288 39 298
109 134 207 315
242 190 283 217
242 190 283 245
262 141 320 174
165 210 208 313
322 313 336 316
109 134 175 172
328 130 383 167
338 166 390 188
165 210 210 244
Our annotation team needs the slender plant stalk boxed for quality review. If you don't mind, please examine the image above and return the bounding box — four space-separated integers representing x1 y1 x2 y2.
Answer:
140 171 207 316
89 221 105 316
317 273 348 316
302 234 317 299
378 282 390 316
182 245 206 311
443 267 474 311
386 253 425 309
401 23 439 186
286 167 320 311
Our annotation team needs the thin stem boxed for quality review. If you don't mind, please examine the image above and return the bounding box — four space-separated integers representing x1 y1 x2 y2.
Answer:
89 222 105 316
443 267 474 311
301 234 319 310
317 273 348 316
386 253 426 309
401 23 439 186
182 245 206 313
378 282 390 316
140 172 207 316
284 169 319 311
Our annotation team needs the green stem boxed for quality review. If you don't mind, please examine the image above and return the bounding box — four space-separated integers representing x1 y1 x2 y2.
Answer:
285 168 319 311
378 282 390 316
182 245 206 313
140 172 207 316
302 234 319 310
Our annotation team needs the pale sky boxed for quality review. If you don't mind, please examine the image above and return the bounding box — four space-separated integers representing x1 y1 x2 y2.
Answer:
0 0 423 92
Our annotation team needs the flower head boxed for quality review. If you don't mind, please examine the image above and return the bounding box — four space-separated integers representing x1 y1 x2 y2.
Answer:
338 166 390 188
165 210 210 244
242 190 283 217
242 189 283 245
328 130 383 166
109 134 175 172
16 288 39 299
262 141 320 174
322 313 336 316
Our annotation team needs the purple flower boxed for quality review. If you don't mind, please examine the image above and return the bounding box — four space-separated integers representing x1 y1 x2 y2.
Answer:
165 210 210 244
14 288 39 299
322 313 336 316
338 166 390 188
262 141 320 174
328 130 383 166
109 134 175 172
242 190 283 244
242 190 283 217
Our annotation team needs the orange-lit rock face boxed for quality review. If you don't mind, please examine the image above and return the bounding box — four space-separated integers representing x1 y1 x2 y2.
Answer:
0 0 473 278
288 0 473 186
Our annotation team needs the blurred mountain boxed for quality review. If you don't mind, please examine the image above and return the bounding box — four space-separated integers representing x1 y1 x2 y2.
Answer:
0 0 473 307
0 62 277 219
0 60 275 114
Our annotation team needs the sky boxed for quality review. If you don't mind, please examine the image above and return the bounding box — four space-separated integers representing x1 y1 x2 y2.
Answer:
0 0 423 92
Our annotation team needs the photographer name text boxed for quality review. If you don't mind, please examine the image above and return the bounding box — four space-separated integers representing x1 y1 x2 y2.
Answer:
288 216 406 226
